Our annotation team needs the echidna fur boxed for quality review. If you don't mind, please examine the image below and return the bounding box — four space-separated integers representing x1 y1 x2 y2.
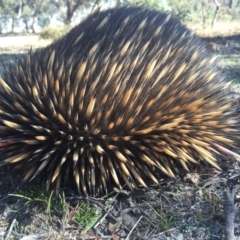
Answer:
0 7 238 195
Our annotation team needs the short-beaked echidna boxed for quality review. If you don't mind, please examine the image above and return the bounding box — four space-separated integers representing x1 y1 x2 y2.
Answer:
0 7 238 195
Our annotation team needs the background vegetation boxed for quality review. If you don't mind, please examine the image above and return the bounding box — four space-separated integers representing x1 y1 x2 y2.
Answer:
0 0 240 35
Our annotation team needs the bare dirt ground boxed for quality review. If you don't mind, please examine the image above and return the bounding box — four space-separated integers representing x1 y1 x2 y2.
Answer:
0 35 51 67
0 21 240 240
0 35 51 49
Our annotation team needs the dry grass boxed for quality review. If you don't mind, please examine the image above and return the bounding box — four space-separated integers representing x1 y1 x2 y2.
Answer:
187 20 240 37
0 35 51 52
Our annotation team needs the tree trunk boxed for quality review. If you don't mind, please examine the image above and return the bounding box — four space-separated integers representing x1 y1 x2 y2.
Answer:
31 17 36 33
10 18 15 33
114 0 121 8
65 0 83 25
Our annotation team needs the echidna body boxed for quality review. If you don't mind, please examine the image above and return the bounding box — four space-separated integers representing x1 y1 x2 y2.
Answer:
0 7 238 195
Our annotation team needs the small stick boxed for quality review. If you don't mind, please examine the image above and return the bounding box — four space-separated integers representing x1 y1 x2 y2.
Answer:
224 186 239 240
125 215 143 240
213 143 240 162
4 218 17 240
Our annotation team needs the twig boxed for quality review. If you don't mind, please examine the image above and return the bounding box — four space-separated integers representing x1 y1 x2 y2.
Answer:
94 204 114 229
224 186 238 240
66 196 118 222
151 227 177 237
4 218 17 240
213 143 240 162
125 215 143 240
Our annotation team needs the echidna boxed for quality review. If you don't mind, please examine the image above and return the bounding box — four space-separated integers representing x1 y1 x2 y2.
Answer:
0 7 238 196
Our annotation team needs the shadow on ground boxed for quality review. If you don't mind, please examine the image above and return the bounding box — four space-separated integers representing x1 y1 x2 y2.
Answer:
0 53 27 69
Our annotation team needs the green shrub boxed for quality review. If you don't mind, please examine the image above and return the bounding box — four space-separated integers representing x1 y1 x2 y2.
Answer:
39 25 72 40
